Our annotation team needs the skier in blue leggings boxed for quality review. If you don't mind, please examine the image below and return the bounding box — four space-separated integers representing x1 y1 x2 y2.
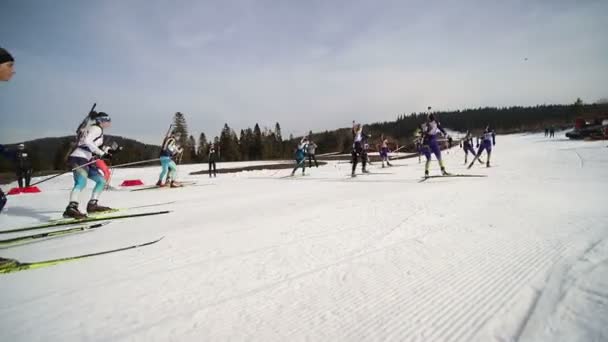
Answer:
157 133 183 187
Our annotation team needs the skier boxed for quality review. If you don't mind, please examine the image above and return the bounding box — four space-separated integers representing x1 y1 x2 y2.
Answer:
63 113 114 218
469 126 496 168
549 126 555 138
421 114 449 178
14 143 33 188
460 131 484 165
414 125 424 163
0 47 15 212
0 47 15 82
351 121 369 177
364 138 373 166
157 133 183 187
208 143 218 177
291 137 308 176
447 135 453 149
73 107 119 187
306 139 319 168
0 145 9 212
380 138 392 168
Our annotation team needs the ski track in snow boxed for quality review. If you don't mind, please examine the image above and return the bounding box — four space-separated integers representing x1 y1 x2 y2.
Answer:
0 134 607 342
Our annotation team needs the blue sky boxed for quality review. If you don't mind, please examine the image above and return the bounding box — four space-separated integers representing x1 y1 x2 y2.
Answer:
1 0 607 144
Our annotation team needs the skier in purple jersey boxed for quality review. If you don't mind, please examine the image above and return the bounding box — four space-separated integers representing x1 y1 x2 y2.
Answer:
421 114 450 178
460 131 484 165
471 126 496 167
379 138 392 168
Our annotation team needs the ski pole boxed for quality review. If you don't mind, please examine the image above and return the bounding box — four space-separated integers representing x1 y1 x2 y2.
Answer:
30 159 99 187
110 158 161 169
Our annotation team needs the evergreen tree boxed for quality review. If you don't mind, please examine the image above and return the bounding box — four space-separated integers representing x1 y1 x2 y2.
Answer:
172 112 189 148
253 123 263 160
187 135 197 163
275 122 283 142
239 129 249 161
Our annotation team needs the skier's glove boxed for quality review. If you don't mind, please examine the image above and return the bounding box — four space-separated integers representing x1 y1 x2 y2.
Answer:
108 146 123 155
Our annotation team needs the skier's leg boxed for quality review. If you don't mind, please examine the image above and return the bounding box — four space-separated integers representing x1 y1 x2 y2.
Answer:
0 189 6 212
158 157 170 185
16 170 23 188
86 165 112 213
486 143 492 167
362 151 368 172
423 146 431 177
87 165 106 199
291 159 300 175
25 169 32 187
168 160 178 181
63 166 89 218
431 143 447 174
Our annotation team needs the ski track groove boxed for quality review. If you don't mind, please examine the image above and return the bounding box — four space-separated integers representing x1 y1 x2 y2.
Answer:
574 150 585 168
105 217 470 340
350 221 598 341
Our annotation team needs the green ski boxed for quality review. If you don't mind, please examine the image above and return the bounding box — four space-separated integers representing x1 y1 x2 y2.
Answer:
45 201 176 222
419 174 487 183
0 210 171 235
0 237 164 274
0 222 110 247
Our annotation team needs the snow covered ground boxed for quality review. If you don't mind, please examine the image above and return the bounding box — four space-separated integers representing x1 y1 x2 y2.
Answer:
1 133 607 341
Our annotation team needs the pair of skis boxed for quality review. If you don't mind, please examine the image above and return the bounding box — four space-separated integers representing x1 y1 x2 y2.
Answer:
418 173 487 183
0 209 171 274
130 181 197 192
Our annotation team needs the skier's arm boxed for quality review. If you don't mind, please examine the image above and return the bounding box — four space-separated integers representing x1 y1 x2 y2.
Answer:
437 122 447 136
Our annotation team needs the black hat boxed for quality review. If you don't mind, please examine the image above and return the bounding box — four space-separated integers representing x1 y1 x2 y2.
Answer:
0 48 14 64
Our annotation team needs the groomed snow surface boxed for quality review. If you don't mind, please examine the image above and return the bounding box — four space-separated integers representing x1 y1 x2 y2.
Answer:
1 133 607 342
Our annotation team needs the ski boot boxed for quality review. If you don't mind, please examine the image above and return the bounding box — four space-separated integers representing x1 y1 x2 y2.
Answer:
362 168 370 174
170 181 183 188
0 257 18 270
424 170 429 179
441 167 450 176
351 171 356 177
486 161 491 168
87 199 113 214
387 162 392 167
156 180 166 187
63 201 87 219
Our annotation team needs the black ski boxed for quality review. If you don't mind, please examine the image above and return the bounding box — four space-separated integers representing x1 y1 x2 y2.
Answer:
0 210 171 235
0 222 111 247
